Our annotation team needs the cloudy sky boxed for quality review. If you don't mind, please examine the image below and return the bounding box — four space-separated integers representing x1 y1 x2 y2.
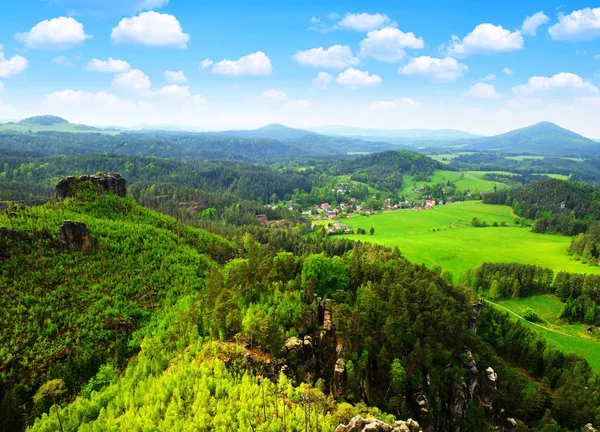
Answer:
1 0 600 136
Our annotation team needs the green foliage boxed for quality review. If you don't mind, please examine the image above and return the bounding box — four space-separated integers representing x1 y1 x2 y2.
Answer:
521 307 540 322
301 254 349 298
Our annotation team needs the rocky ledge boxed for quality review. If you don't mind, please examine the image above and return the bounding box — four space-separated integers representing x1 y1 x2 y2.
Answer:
56 172 126 200
335 415 422 432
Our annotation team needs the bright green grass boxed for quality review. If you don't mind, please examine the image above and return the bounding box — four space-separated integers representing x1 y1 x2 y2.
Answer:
505 155 584 163
331 201 600 280
428 153 475 164
399 170 510 200
493 295 600 371
531 173 571 180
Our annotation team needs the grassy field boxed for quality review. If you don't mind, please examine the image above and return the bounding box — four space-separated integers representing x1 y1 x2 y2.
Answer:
428 153 475 164
399 170 512 200
531 173 571 180
493 295 600 371
328 201 600 280
505 155 584 162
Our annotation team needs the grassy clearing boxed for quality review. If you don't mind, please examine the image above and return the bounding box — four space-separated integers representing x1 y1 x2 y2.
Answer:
531 173 571 180
328 201 600 280
428 153 475 164
505 155 584 163
399 170 510 200
492 295 600 371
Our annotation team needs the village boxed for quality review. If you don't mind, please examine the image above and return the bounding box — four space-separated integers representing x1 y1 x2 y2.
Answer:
307 195 446 235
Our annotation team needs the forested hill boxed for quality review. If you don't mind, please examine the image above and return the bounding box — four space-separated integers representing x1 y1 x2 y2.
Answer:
483 179 600 235
330 150 443 193
3 181 599 431
450 122 600 156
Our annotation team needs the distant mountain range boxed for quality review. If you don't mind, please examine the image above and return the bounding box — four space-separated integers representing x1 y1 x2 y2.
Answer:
1 116 599 157
0 115 114 134
435 121 600 156
307 125 482 142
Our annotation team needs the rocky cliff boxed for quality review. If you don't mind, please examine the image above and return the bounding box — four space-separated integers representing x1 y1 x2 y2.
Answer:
56 172 126 200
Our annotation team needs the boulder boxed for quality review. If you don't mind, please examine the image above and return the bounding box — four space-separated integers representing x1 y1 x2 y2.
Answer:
56 172 126 200
59 221 98 251
503 418 517 431
585 424 598 432
335 416 422 432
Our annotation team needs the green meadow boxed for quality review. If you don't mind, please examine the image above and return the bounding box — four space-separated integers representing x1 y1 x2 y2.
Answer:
493 295 600 371
330 201 600 280
399 170 511 200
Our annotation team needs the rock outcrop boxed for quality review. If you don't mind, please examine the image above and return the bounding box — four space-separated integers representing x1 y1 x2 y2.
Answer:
332 358 346 396
59 221 97 251
335 415 422 432
56 172 126 200
585 424 598 432
471 302 483 332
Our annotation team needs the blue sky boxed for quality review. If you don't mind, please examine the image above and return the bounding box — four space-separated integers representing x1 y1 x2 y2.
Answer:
0 0 599 136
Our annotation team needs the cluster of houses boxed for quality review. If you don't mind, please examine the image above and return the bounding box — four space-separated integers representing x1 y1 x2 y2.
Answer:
308 197 441 221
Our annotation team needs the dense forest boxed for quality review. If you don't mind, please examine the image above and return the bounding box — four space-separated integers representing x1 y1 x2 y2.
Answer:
3 127 600 431
0 178 598 431
483 179 600 235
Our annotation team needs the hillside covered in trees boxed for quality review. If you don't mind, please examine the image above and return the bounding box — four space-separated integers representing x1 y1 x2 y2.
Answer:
1 177 599 431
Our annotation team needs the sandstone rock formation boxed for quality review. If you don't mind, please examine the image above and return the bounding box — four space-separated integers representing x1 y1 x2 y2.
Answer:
56 172 126 200
335 415 422 432
59 221 97 251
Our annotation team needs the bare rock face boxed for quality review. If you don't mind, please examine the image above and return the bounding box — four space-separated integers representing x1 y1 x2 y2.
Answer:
480 367 497 410
59 221 97 251
413 390 433 431
56 172 126 200
585 424 598 432
471 302 483 332
335 416 422 432
332 358 346 396
283 336 317 383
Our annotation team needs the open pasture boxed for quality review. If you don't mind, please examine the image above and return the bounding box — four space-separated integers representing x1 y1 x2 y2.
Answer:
334 201 600 279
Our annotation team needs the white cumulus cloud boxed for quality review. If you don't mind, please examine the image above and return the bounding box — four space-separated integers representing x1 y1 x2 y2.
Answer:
165 70 187 83
0 81 4 92
338 13 390 31
112 69 152 94
292 45 359 68
368 98 417 110
312 72 333 89
0 46 28 78
480 73 496 81
359 26 424 62
522 11 549 36
446 23 524 57
336 68 382 88
86 58 131 73
464 83 502 99
16 17 91 49
512 72 598 97
212 51 272 76
398 56 468 82
200 59 214 70
257 89 288 102
111 12 190 48
503 68 514 75
549 8 600 40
